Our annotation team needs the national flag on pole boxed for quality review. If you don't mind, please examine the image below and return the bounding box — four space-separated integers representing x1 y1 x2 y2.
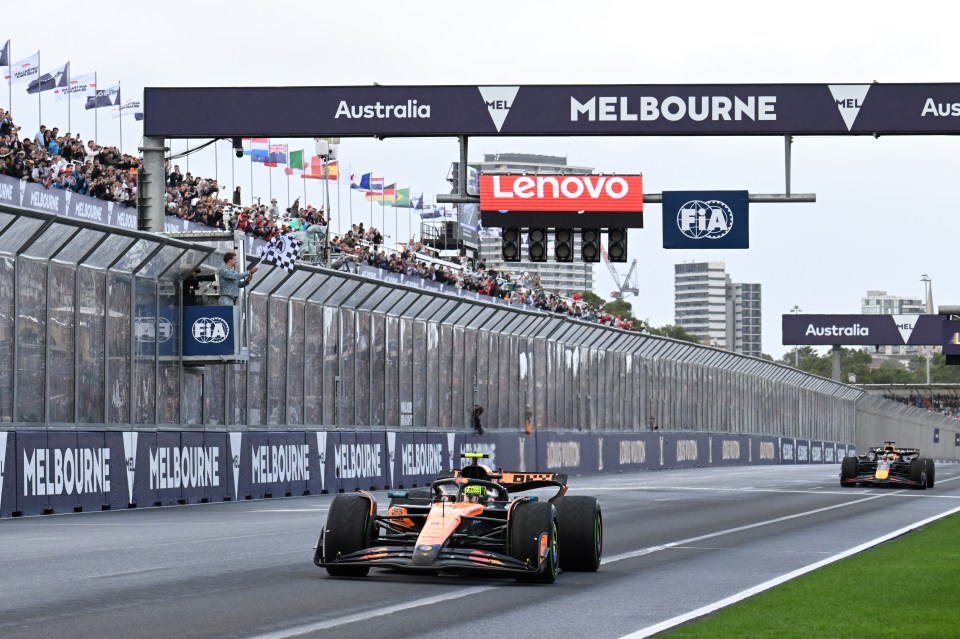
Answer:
264 143 287 167
284 149 304 175
303 157 339 180
54 71 95 102
0 41 10 68
256 233 302 273
370 176 384 192
395 188 412 207
366 183 397 205
85 83 120 110
112 98 143 120
26 61 69 94
4 51 39 84
351 172 372 190
244 138 269 162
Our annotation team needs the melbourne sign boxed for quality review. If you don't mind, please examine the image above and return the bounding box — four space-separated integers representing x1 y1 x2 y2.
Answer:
782 314 946 346
662 190 749 249
145 84 960 138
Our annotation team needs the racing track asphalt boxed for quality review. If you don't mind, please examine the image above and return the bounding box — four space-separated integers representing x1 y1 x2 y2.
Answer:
0 463 958 639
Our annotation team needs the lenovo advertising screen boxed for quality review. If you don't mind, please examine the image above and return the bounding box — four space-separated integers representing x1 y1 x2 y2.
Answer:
782 314 946 346
478 174 643 228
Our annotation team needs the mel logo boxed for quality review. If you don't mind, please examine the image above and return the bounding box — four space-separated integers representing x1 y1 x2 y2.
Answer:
828 84 871 131
478 86 519 133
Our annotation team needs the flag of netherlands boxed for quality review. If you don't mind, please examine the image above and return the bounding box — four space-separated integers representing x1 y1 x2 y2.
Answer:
245 138 269 163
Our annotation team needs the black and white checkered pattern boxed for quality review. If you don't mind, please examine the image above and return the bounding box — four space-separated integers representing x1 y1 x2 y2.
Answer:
257 234 303 273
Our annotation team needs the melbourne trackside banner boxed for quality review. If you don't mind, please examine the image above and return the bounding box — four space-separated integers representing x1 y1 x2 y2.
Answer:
782 314 946 346
662 191 749 249
145 83 960 138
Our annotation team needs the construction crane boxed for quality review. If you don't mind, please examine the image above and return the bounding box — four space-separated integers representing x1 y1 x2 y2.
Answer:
600 243 639 299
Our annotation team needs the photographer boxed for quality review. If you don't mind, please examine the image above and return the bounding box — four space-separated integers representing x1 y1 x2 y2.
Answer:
471 404 484 435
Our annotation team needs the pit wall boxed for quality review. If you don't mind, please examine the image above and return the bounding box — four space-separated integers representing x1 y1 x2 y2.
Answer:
0 429 852 518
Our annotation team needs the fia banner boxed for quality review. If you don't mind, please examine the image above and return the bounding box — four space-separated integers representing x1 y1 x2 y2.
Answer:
662 191 749 249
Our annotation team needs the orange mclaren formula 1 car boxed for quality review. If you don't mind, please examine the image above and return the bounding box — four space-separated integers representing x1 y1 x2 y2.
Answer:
314 453 602 583
840 441 936 489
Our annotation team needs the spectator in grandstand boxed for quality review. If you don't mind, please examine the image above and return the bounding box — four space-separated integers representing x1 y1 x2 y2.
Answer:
233 185 242 205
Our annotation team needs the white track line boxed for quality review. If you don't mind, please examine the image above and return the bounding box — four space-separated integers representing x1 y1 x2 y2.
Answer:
618 504 960 638
247 586 497 639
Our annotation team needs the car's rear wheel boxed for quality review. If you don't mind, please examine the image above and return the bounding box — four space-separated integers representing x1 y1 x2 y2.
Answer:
553 496 602 572
925 458 936 488
323 494 374 577
909 458 927 490
510 502 558 584
840 456 858 487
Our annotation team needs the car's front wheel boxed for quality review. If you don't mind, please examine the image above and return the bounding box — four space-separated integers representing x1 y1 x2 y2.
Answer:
322 494 374 577
510 502 558 584
840 456 858 487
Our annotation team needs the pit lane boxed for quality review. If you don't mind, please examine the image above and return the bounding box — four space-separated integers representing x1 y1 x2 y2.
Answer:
1 464 957 639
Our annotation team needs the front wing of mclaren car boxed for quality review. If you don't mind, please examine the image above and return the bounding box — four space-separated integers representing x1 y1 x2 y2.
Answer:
320 542 540 575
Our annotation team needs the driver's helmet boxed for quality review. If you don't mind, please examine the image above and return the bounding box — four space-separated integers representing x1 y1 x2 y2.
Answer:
463 484 487 503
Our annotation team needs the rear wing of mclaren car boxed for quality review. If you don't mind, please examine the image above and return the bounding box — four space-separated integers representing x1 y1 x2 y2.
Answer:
438 453 569 493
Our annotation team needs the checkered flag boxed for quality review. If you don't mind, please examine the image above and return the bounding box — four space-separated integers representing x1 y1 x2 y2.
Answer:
257 234 302 273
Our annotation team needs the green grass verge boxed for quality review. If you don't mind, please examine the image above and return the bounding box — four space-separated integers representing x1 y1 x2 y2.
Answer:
661 513 960 639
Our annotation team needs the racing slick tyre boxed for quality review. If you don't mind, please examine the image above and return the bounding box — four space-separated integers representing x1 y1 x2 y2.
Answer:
840 457 859 487
925 458 936 488
553 496 602 572
510 501 559 584
322 494 374 577
909 458 928 490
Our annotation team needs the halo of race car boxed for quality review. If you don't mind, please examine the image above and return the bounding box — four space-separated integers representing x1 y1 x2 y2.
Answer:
314 453 602 583
840 441 936 489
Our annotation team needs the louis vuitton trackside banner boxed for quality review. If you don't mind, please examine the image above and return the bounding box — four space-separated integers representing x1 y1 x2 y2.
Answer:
782 314 946 345
145 83 960 138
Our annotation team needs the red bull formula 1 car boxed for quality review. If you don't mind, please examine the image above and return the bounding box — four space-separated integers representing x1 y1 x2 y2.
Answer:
840 441 935 489
314 453 602 583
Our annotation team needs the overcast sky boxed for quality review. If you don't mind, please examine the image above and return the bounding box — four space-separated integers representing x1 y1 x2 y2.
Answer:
5 1 958 357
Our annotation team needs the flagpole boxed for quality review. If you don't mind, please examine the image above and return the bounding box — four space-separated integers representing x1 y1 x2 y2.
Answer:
286 171 290 209
118 82 123 154
348 165 353 231
66 64 72 135
36 51 41 127
336 168 341 238
93 72 98 143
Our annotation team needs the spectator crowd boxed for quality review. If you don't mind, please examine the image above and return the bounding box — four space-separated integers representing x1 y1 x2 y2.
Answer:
1 109 640 332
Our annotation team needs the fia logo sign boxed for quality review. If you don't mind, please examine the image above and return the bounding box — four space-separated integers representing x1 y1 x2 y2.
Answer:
191 317 230 344
677 200 733 240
